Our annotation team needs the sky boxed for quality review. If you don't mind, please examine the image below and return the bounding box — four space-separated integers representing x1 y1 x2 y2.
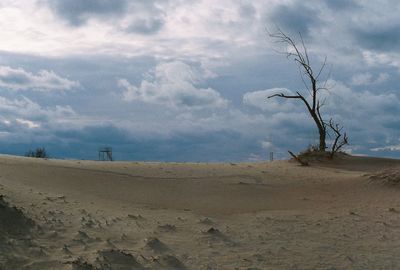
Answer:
0 0 399 161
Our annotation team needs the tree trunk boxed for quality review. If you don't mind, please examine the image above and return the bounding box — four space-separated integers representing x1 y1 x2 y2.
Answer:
318 128 326 151
310 111 326 151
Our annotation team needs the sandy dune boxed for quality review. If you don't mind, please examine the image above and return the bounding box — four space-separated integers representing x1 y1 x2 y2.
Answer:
1 154 400 269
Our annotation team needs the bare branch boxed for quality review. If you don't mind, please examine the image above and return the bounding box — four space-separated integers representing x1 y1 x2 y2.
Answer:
288 150 309 166
316 56 327 80
267 93 302 99
299 32 311 73
296 91 313 113
328 119 349 158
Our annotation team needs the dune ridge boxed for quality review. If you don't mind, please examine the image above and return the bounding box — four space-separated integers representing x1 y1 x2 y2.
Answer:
1 155 400 269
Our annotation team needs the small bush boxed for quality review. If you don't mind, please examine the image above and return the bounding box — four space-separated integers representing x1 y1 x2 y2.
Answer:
25 147 48 159
300 144 320 155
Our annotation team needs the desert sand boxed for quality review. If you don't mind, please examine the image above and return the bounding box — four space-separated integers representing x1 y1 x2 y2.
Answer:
1 154 400 269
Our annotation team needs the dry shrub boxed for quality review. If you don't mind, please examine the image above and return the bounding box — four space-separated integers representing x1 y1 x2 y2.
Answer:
367 168 400 186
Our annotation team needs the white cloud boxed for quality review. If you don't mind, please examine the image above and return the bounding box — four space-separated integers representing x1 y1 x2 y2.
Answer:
119 61 228 109
376 73 390 83
0 94 80 145
16 118 40 129
0 0 266 59
243 88 300 112
0 66 79 91
0 96 77 125
261 140 273 149
362 51 400 69
351 73 373 86
351 72 389 86
371 145 400 152
323 79 399 117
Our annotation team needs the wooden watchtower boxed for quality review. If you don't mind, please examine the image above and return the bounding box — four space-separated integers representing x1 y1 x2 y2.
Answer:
98 147 113 161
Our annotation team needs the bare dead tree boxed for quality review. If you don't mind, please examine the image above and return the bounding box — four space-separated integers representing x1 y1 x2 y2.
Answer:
328 119 348 158
267 29 329 151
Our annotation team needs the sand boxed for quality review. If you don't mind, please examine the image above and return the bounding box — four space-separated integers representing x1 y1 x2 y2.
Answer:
1 154 400 269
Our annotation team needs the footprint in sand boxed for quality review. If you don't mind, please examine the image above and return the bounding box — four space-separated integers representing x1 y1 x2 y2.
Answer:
157 224 176 232
152 254 186 270
62 244 73 255
199 217 214 225
144 237 169 253
70 257 96 270
73 230 101 245
105 239 117 248
97 249 144 269
203 227 236 246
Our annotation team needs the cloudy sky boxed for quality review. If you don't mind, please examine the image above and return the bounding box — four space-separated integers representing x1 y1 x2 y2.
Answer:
0 0 399 161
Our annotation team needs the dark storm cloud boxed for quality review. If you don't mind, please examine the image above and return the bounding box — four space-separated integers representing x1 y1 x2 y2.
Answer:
352 25 400 52
45 0 166 34
268 2 322 38
122 1 167 34
239 4 256 18
52 126 267 162
322 0 359 10
46 0 129 26
125 18 165 35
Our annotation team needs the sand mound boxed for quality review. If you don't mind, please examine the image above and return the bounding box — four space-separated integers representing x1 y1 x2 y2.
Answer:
205 227 228 238
0 195 39 269
71 257 96 270
367 167 400 185
96 249 144 270
69 250 145 270
144 237 169 253
157 224 176 232
296 150 348 163
0 195 34 236
204 227 230 242
152 255 185 270
198 217 214 225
